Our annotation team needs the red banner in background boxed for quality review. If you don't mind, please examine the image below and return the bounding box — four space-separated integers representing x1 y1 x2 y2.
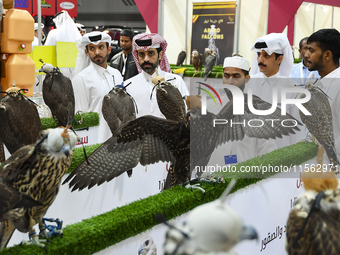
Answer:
15 0 77 18
56 0 77 17
15 0 33 12
33 0 56 16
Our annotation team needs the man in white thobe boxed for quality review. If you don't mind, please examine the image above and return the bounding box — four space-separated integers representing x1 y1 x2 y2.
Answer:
72 32 123 143
124 33 189 118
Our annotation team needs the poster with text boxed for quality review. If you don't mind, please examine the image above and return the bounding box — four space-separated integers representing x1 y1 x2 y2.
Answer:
191 1 236 66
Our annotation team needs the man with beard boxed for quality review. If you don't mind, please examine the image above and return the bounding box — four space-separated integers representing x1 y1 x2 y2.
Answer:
246 33 305 148
72 31 123 143
207 56 276 166
290 37 320 85
124 33 189 118
110 29 138 80
304 28 340 165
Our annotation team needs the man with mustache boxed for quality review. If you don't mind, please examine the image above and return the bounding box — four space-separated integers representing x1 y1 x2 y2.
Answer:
246 33 305 148
72 31 123 143
304 28 340 165
124 33 189 118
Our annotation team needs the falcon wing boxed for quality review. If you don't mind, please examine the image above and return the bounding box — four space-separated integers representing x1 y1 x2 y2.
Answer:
0 145 35 182
0 97 42 154
215 94 301 147
299 85 339 167
286 191 340 255
0 182 42 221
64 116 179 191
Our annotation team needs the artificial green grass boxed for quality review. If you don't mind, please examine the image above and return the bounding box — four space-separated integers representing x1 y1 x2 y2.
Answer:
40 112 100 130
0 142 318 255
171 64 223 79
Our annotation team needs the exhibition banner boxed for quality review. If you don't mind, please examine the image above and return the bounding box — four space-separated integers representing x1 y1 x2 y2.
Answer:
191 1 236 66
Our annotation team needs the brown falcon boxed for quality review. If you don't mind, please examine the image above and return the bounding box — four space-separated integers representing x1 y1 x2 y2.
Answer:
299 82 339 171
40 61 75 126
0 87 42 161
0 127 77 250
176 50 186 67
102 84 136 135
191 49 202 72
102 84 137 177
151 78 186 122
64 93 301 192
0 182 42 222
286 150 340 255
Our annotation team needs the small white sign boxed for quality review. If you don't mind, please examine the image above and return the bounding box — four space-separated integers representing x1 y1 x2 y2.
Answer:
60 2 75 10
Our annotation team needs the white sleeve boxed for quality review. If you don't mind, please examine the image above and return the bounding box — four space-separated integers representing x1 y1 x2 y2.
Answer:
44 30 57 46
72 74 90 113
256 138 277 157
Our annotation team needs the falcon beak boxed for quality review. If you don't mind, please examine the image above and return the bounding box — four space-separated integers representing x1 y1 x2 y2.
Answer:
61 144 71 157
240 224 258 241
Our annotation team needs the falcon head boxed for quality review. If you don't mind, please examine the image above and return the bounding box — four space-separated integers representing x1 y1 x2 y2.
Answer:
39 59 54 74
191 49 199 57
138 236 157 255
40 127 77 157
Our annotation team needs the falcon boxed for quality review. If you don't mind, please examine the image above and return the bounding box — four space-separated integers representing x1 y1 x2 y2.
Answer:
64 92 301 192
151 78 186 122
176 50 186 67
286 147 340 254
191 49 202 72
40 60 75 126
0 182 42 222
138 236 157 255
0 127 77 250
162 180 257 254
0 87 42 161
102 84 136 177
203 51 216 81
102 84 136 135
299 82 339 170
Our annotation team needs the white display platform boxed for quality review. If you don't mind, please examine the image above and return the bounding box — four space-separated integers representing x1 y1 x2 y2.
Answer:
92 158 332 255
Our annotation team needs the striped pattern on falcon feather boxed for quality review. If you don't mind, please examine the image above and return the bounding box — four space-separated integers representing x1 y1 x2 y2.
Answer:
64 89 302 192
40 61 75 126
192 93 302 171
0 127 77 250
0 87 42 157
286 167 340 255
0 183 42 222
299 82 339 171
102 85 136 135
64 114 189 191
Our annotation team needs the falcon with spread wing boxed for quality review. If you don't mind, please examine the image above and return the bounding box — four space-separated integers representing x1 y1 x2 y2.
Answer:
0 87 42 161
299 82 339 170
0 127 77 250
64 91 301 191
